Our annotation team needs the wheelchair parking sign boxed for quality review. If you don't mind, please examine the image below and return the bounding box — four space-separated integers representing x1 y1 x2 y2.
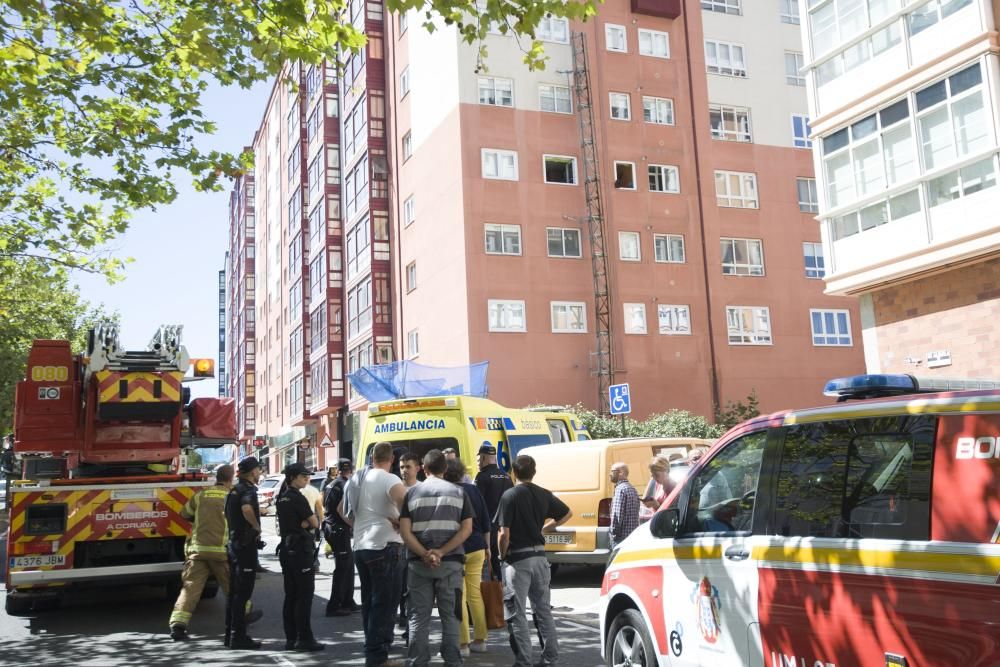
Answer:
609 383 631 415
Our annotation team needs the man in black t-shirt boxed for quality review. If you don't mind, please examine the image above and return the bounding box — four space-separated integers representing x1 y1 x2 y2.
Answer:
496 454 572 667
475 443 512 579
224 456 264 650
276 463 323 652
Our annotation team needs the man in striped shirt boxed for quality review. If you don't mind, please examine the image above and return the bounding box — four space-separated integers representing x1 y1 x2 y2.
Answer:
399 449 474 666
609 462 641 549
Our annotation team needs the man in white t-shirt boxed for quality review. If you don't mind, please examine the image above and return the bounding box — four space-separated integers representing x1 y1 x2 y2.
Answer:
340 442 406 667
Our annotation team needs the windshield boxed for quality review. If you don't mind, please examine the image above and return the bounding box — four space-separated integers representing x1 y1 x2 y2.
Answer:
259 478 281 490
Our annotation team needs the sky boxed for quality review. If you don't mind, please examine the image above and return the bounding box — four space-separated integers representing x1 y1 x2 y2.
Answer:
73 80 272 400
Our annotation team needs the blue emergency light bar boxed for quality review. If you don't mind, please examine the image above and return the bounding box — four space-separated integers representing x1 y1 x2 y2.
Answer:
824 374 1000 400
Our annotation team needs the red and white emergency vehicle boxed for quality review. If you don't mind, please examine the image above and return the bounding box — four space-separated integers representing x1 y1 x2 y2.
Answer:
5 323 234 615
601 374 1000 667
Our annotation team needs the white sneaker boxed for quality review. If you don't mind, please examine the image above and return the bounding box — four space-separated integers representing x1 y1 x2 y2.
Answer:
460 646 470 657
469 641 487 653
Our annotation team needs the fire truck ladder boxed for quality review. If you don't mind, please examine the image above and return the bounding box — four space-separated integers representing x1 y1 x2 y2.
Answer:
571 32 615 415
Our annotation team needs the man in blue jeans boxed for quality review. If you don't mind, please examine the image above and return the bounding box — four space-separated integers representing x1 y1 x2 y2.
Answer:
341 442 406 667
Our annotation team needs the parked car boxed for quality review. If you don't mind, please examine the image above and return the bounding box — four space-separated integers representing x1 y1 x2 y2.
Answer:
527 436 714 567
256 475 282 515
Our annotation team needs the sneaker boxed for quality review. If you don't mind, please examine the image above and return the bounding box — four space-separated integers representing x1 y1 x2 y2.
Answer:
460 645 470 657
245 609 264 625
229 636 262 650
294 640 326 652
326 607 351 617
470 640 487 653
284 640 296 651
169 624 187 641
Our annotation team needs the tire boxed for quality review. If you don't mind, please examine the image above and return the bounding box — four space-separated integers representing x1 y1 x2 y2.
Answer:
201 583 219 599
606 608 657 667
5 595 32 616
34 596 62 612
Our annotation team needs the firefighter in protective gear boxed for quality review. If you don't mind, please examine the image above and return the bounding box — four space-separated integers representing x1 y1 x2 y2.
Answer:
168 464 262 640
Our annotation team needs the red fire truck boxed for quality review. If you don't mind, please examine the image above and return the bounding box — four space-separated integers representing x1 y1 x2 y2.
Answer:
5 322 235 615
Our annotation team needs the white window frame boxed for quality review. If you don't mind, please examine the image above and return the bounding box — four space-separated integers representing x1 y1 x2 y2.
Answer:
614 161 637 190
478 76 514 107
400 66 411 97
638 28 670 58
643 96 675 125
609 92 632 121
403 195 416 226
547 227 583 258
810 309 853 346
542 154 579 186
605 24 627 53
402 131 413 161
484 223 522 256
715 170 759 208
539 84 573 114
702 0 742 14
648 164 680 193
537 15 570 43
797 178 818 213
792 114 812 148
619 231 641 261
623 303 648 335
550 301 588 333
785 52 805 86
407 329 419 358
653 234 685 263
481 148 519 180
710 104 752 142
721 237 765 276
803 242 825 279
658 304 691 335
705 39 747 78
780 0 800 24
405 261 417 292
726 306 772 345
488 299 527 333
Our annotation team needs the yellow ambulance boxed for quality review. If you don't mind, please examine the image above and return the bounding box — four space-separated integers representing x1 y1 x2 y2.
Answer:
357 396 589 473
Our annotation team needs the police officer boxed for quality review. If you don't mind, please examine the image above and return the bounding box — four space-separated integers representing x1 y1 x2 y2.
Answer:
474 443 512 579
323 458 357 616
276 463 324 652
225 456 265 650
169 465 263 640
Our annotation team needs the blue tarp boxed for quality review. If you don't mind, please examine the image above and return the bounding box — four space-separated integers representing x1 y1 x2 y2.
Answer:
347 361 489 402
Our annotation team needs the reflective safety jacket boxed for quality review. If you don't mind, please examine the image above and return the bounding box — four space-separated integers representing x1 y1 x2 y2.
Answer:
182 484 229 560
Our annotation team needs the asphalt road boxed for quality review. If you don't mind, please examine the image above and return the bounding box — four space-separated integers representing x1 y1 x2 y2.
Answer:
0 514 606 667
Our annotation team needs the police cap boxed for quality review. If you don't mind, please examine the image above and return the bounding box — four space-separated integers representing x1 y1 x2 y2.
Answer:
283 462 311 477
337 458 353 472
478 443 497 456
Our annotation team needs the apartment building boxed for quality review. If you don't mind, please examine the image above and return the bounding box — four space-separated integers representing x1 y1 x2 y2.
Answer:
224 170 257 447
226 0 868 459
385 0 863 418
802 0 1000 375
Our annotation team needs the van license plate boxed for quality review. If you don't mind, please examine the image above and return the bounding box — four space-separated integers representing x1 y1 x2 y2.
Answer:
544 534 572 544
11 554 65 569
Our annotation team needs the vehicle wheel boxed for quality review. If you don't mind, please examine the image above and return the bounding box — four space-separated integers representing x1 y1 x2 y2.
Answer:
201 583 219 599
606 608 656 667
5 595 32 616
34 596 62 612
164 577 182 601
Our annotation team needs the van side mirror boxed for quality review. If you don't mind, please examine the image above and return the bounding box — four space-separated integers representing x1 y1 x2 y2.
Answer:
650 508 680 539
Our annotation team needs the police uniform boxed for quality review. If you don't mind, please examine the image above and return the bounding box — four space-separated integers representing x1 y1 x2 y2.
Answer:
323 459 356 615
225 458 263 649
276 463 323 651
474 444 513 579
168 482 230 637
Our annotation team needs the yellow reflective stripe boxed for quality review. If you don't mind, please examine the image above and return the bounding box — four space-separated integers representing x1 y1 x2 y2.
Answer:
614 544 1000 579
189 544 228 553
169 610 192 625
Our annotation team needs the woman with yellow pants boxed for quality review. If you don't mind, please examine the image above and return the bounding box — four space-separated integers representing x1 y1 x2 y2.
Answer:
444 459 491 655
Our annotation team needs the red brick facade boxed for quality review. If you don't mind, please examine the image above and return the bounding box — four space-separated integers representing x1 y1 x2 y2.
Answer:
872 253 1000 377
